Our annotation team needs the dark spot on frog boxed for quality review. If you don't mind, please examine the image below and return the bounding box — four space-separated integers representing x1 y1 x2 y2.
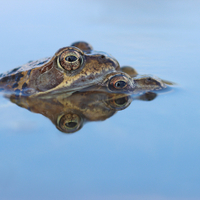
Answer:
27 70 31 76
14 89 21 98
1 76 9 83
12 82 18 88
1 75 15 83
15 72 24 82
22 82 28 89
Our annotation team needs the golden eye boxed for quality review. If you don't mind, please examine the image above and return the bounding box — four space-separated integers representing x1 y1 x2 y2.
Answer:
56 113 83 133
108 75 128 91
56 47 85 74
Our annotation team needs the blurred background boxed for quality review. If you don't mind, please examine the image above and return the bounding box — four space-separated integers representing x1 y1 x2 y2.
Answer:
0 0 200 199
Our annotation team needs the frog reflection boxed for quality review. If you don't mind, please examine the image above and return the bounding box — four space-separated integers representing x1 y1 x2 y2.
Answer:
9 91 158 133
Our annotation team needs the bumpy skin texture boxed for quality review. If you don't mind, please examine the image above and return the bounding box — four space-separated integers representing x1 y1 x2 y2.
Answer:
0 41 167 98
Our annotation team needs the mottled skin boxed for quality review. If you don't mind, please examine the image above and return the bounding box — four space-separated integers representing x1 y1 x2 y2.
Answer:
0 42 167 98
9 90 158 133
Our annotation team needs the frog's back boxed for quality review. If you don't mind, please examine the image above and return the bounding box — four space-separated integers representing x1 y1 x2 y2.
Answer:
0 57 51 95
1 57 51 77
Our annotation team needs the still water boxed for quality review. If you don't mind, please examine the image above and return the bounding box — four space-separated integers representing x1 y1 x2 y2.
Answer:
0 0 200 199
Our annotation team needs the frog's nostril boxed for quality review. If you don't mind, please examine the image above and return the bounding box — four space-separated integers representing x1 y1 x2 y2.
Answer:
100 55 105 59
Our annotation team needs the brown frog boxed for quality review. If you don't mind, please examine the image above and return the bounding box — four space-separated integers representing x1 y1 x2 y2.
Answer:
0 42 135 97
0 42 167 98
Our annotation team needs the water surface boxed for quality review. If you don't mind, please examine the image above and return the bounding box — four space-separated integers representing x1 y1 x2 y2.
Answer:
0 1 200 200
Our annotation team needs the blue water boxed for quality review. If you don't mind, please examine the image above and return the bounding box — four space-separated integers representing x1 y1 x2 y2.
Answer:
0 1 200 199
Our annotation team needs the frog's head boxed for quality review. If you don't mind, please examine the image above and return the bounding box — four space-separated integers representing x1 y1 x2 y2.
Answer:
133 75 166 92
31 42 121 96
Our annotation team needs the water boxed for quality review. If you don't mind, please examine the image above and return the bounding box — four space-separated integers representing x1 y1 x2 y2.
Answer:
0 0 200 199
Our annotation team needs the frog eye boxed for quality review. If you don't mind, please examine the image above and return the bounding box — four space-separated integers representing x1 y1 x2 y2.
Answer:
56 113 83 133
57 48 85 74
108 75 129 91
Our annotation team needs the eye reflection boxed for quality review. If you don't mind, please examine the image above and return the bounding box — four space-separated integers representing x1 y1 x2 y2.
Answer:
115 97 127 106
57 113 83 133
65 121 77 128
104 96 131 110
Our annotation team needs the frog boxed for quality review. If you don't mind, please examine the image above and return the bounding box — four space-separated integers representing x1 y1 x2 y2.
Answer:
79 71 167 94
0 41 135 97
0 41 167 98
